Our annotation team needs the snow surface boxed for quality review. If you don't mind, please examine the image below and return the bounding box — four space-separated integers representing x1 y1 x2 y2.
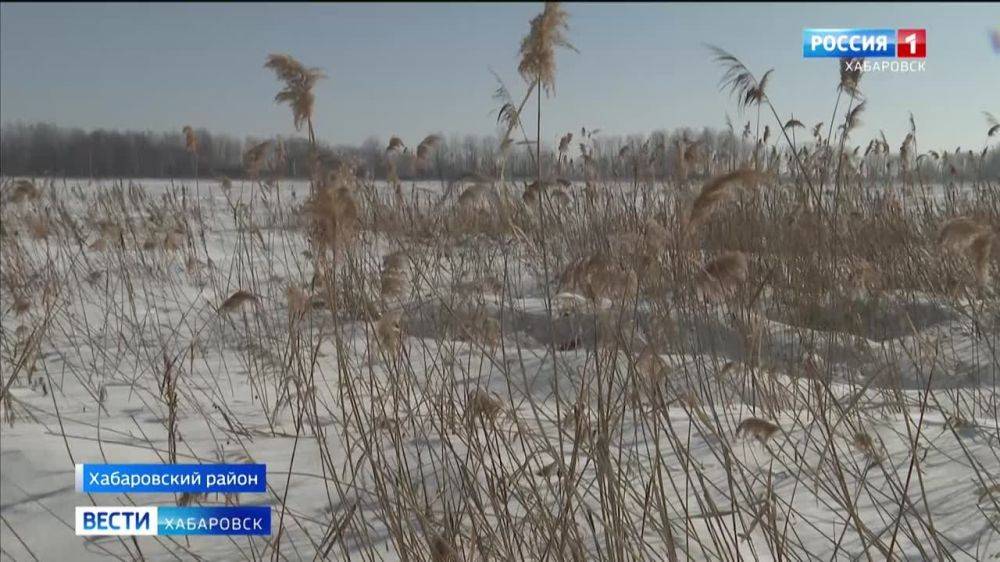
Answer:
1 177 998 561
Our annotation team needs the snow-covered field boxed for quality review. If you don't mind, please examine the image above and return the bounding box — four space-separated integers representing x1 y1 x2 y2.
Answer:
1 176 998 561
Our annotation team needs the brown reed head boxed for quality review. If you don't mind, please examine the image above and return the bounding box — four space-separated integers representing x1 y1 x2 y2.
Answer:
698 251 748 298
218 290 259 313
687 169 762 233
708 45 772 109
182 126 198 154
243 140 273 178
264 54 325 131
735 417 779 442
518 2 576 95
838 57 863 97
415 135 443 172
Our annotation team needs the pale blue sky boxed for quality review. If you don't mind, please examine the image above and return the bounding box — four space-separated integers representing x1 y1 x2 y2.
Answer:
2 2 998 149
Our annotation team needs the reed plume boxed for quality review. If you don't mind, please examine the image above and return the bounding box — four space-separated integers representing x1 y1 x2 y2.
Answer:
557 132 572 153
12 295 30 316
522 180 543 205
497 104 520 134
939 217 991 250
985 111 999 137
455 308 501 349
969 234 994 286
841 101 866 138
428 534 459 562
182 126 198 154
386 136 406 153
635 346 668 392
686 169 761 232
939 217 995 286
699 251 748 298
9 180 39 204
243 140 273 178
519 2 576 214
845 259 879 297
457 183 490 211
264 54 325 138
556 131 574 174
27 215 50 240
415 134 443 172
375 310 403 355
708 45 772 110
560 253 637 303
271 138 288 176
287 284 309 319
642 217 669 257
709 45 820 203
218 290 259 313
838 57 863 97
518 2 576 95
548 187 570 207
553 291 588 316
490 69 528 158
380 251 410 301
308 183 359 257
784 118 804 130
735 417 779 442
466 390 503 422
852 431 883 463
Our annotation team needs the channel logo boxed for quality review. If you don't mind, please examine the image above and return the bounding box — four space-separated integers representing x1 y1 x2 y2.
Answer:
803 28 926 58
75 506 271 536
76 507 157 536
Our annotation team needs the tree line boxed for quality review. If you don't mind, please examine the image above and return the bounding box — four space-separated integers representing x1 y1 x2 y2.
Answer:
0 122 765 181
2 121 996 183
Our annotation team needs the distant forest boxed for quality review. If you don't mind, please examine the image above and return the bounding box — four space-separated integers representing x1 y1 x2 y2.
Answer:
2 121 998 182
0 122 551 180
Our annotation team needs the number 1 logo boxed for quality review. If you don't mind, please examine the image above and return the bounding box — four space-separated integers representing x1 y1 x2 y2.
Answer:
896 29 926 58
